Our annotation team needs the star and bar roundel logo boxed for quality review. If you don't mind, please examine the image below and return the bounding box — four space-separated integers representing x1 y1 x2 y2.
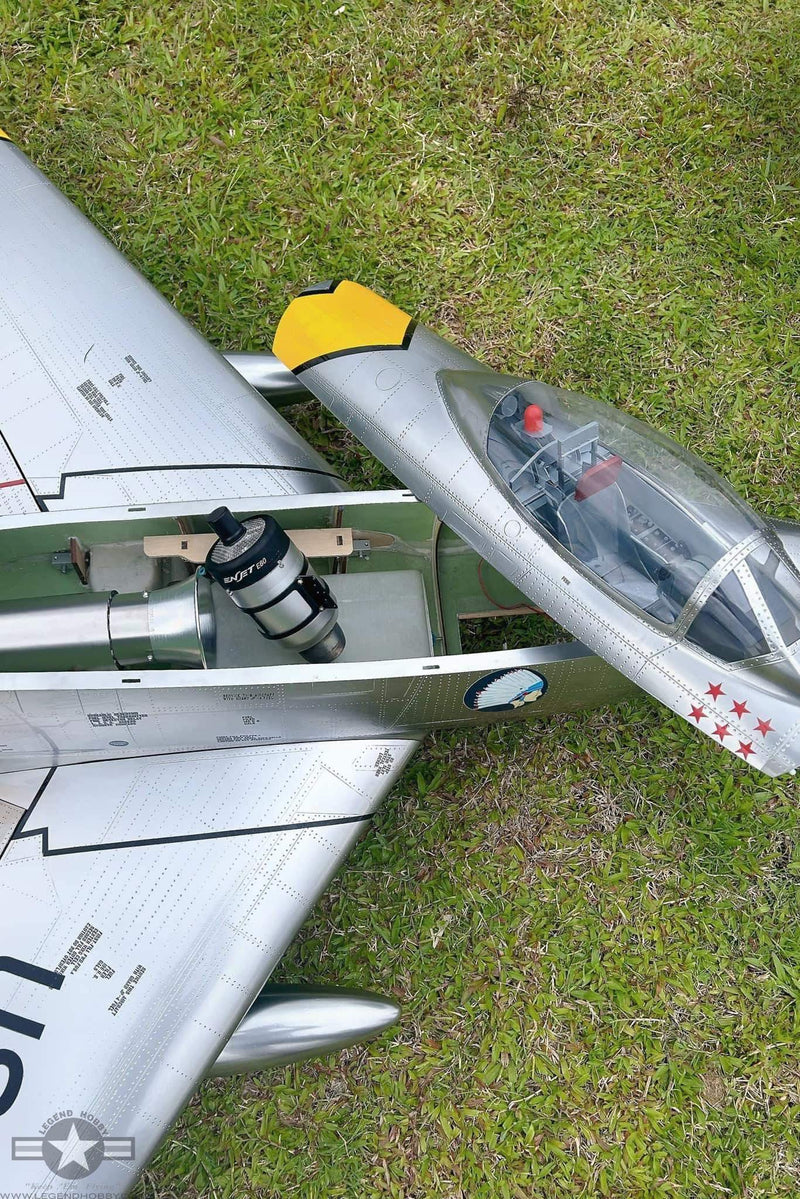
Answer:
12 1113 134 1180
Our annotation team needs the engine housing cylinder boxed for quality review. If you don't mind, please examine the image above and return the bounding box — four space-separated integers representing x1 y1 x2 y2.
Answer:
204 507 345 663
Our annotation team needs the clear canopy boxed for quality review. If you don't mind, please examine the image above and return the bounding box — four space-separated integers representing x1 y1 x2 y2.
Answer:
439 369 800 663
685 547 800 662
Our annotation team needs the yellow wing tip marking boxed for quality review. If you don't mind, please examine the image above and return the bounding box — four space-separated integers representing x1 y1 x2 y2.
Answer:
0 128 11 141
273 280 413 373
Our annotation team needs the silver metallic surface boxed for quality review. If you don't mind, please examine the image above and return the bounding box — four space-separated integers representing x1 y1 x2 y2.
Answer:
0 738 419 1195
0 485 410 533
0 576 214 671
209 984 400 1076
302 621 346 663
0 591 116 670
222 352 309 406
0 797 22 856
0 139 343 521
0 641 635 773
146 574 216 668
88 539 165 594
106 593 152 666
218 532 305 609
210 522 344 661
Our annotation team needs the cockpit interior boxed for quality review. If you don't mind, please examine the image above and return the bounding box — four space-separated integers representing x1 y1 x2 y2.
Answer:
480 379 800 664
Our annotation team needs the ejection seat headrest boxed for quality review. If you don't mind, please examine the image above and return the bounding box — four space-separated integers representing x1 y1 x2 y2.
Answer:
574 455 623 503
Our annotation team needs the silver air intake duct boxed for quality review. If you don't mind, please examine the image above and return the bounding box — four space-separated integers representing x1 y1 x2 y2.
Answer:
0 574 215 672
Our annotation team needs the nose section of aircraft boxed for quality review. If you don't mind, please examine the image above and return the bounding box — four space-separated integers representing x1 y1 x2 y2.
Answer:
759 718 800 778
719 653 800 777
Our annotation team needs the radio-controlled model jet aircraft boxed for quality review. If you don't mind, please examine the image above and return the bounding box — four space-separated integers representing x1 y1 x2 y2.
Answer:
0 127 798 1194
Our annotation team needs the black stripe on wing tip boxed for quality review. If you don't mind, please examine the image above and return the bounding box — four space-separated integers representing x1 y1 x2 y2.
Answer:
33 461 342 504
12 811 375 858
2 766 56 861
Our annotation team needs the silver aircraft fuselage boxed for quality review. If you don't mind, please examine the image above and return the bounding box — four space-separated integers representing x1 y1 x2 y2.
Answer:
273 284 800 778
0 487 636 775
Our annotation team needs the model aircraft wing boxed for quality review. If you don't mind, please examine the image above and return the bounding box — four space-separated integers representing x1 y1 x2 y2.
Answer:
0 736 417 1194
0 131 341 521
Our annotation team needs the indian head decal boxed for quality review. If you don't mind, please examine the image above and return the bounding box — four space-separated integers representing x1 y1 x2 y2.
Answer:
463 668 547 713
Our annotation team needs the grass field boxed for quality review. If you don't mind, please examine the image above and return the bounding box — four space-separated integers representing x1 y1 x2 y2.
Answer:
3 1 800 1195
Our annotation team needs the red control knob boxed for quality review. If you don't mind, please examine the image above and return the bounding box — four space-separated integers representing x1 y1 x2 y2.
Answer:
524 404 544 435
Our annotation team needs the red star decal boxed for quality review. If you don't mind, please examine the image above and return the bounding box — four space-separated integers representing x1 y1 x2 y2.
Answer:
737 741 756 759
705 683 725 700
689 705 706 724
754 717 774 737
730 700 749 718
712 723 730 741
